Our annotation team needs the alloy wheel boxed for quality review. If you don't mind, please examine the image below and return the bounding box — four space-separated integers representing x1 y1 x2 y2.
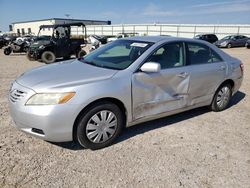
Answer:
216 86 231 109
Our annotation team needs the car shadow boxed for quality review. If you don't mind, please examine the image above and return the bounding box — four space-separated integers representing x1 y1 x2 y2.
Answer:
52 91 245 150
55 57 76 62
229 90 246 107
115 91 246 145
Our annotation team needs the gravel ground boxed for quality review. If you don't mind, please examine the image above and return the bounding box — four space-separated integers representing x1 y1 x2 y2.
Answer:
0 48 249 188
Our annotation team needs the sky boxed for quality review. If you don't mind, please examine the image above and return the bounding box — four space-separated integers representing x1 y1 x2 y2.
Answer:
0 0 250 31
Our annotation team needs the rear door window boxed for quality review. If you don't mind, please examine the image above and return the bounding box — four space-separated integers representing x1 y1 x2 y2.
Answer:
186 42 222 65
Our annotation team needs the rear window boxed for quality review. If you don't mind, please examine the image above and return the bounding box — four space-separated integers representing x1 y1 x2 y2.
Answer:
207 34 217 39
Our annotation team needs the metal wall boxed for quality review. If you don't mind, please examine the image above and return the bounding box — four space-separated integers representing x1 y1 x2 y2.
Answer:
86 24 250 39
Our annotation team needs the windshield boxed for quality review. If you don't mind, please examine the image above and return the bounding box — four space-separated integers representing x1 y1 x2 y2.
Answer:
34 35 51 41
81 40 154 70
222 36 233 40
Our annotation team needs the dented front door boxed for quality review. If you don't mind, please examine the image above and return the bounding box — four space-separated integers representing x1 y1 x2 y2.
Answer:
132 67 190 120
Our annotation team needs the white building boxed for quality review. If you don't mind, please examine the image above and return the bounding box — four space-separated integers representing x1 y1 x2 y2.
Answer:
11 18 111 36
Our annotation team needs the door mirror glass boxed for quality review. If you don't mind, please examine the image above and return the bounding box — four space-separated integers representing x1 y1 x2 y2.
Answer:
140 62 161 73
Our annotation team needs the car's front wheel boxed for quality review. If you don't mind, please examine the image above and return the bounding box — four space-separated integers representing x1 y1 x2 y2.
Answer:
76 102 124 150
211 83 232 112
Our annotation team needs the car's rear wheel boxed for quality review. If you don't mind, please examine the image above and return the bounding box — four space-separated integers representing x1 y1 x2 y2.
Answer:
41 51 56 64
227 43 232 48
211 84 232 112
76 102 124 150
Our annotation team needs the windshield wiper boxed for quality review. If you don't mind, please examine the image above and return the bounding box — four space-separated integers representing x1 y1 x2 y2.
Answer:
84 60 97 66
79 58 97 66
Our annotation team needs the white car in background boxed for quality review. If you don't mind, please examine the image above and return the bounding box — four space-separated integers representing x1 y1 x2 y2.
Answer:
107 33 139 42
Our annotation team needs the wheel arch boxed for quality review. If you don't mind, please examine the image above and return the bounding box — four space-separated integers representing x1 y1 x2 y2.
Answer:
210 79 235 111
212 79 235 103
72 97 127 141
219 79 235 91
43 47 55 54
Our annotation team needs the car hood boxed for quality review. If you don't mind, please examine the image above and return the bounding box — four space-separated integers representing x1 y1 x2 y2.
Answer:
30 40 51 48
16 59 118 91
215 39 230 44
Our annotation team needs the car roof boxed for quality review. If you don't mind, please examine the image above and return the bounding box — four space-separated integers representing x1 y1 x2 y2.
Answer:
196 34 217 36
122 35 213 44
226 35 246 37
123 36 171 43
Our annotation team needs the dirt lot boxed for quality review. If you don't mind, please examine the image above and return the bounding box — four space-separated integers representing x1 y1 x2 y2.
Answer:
0 48 249 188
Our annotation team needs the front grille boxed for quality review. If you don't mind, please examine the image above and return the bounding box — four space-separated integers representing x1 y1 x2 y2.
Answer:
9 89 27 103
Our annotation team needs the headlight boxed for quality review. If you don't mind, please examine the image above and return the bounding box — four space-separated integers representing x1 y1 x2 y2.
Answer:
38 45 45 49
221 41 228 46
26 92 75 105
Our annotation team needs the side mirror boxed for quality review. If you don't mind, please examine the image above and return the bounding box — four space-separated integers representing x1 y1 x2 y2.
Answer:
140 62 161 73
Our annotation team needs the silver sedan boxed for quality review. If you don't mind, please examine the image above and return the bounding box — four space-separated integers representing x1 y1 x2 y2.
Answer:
9 36 243 149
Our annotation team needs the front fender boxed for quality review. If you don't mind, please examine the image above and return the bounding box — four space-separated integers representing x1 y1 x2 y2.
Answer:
69 76 133 126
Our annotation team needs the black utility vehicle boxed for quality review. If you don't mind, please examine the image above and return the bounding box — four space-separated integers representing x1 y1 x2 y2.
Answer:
194 34 218 44
27 22 87 64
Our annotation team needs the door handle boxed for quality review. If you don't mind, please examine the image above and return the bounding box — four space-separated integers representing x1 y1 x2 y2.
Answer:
218 66 226 71
178 72 189 78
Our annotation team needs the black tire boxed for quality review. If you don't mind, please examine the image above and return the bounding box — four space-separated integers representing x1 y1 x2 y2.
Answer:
210 83 232 112
41 51 56 64
26 53 35 61
4 47 11 55
227 43 232 48
77 50 86 58
76 101 124 150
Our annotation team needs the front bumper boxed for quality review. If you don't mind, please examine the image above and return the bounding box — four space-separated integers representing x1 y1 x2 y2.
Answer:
27 48 43 60
9 82 80 142
215 43 228 48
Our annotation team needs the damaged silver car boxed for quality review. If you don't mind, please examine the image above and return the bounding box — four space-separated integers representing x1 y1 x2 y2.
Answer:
9 36 243 149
